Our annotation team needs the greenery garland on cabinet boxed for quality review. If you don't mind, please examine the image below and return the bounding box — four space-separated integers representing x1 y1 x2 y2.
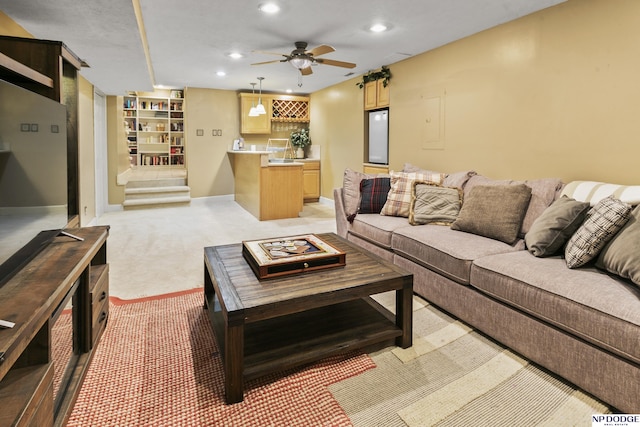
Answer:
356 65 391 89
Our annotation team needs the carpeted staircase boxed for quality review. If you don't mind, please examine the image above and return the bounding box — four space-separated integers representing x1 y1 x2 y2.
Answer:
123 176 191 209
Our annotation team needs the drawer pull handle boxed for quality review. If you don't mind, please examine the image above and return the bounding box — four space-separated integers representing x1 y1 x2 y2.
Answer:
99 312 107 323
99 291 107 302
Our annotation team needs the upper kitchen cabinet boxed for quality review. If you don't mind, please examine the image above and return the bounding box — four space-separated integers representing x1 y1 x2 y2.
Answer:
364 79 389 110
240 93 310 134
240 93 271 134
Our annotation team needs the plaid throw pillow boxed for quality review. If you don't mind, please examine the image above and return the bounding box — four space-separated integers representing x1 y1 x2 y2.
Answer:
359 177 391 214
565 196 632 268
381 171 445 217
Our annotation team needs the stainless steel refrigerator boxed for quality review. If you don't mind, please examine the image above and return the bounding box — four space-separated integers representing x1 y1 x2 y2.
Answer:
368 109 389 164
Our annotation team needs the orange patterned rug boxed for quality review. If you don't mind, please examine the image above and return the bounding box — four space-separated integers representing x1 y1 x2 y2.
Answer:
67 289 375 426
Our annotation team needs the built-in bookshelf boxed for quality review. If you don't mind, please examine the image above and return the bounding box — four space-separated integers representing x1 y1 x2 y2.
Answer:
123 90 185 168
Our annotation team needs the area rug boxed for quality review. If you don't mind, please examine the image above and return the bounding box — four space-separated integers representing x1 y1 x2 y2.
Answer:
66 289 375 426
330 293 613 427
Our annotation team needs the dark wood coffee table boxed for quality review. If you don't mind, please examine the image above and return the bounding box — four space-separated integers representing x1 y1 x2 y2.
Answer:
204 232 413 404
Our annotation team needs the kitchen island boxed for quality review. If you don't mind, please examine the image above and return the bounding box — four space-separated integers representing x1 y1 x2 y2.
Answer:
228 150 304 220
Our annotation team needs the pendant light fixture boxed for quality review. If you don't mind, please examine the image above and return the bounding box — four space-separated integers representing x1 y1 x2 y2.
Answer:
248 82 259 117
255 77 267 115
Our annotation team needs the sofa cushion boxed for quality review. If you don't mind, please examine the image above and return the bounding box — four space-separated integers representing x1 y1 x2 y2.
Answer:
358 177 391 214
451 184 532 244
463 175 563 236
561 180 640 206
565 196 632 268
392 225 519 285
471 251 640 365
596 204 640 287
409 182 462 226
524 196 591 257
350 213 408 250
381 171 445 217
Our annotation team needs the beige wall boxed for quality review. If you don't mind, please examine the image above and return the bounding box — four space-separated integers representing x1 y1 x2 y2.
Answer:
184 87 239 197
310 81 364 199
0 10 32 37
106 96 128 204
78 76 96 225
313 0 640 199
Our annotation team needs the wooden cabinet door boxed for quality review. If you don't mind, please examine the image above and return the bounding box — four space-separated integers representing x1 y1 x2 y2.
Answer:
376 79 389 107
302 161 320 201
364 81 378 110
240 95 271 134
364 80 390 110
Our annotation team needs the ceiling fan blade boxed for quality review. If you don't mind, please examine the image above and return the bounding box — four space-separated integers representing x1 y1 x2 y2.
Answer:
315 58 356 68
251 60 285 66
307 44 335 57
300 66 313 76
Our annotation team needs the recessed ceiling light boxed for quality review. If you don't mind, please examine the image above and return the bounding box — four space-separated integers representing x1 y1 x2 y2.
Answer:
228 52 243 59
369 23 388 33
286 89 293 94
216 71 226 77
259 3 280 14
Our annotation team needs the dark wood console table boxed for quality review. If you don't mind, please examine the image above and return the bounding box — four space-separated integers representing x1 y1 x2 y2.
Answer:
0 226 109 427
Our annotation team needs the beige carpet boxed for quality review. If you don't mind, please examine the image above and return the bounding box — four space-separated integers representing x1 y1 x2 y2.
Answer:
332 292 612 427
97 197 336 299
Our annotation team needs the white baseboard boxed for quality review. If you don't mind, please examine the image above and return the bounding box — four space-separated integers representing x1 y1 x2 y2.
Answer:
318 196 334 208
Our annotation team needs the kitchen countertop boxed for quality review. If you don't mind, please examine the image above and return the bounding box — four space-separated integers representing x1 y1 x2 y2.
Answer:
227 150 318 166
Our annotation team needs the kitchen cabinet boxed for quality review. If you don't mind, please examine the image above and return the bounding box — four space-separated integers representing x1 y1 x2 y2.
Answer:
240 93 271 134
364 79 389 110
302 160 320 202
228 151 303 220
363 163 389 175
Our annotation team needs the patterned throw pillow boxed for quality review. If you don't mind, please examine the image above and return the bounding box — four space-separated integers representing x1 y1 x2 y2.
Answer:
409 182 463 226
381 171 445 217
359 177 391 214
565 196 632 268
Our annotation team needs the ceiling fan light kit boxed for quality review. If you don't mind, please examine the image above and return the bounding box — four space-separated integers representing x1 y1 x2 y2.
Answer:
290 56 313 70
252 41 356 77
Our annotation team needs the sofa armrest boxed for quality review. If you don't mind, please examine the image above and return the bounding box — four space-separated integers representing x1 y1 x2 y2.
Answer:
334 188 349 238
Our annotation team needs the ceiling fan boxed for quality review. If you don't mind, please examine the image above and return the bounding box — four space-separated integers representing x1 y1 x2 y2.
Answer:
252 41 356 75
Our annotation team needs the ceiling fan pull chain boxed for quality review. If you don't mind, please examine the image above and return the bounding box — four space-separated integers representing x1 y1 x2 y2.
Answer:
298 73 303 87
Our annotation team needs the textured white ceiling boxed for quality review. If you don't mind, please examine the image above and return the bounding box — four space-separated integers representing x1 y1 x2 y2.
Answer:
0 0 565 95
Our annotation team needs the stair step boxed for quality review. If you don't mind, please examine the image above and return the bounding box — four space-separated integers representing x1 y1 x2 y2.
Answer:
126 178 186 188
125 185 190 195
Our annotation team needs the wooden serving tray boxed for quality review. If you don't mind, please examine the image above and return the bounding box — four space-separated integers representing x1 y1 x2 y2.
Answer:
242 234 346 279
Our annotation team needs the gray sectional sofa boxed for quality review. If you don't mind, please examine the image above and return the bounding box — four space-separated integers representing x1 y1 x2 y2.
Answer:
333 166 640 413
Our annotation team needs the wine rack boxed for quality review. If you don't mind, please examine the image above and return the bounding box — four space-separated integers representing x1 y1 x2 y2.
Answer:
272 98 309 122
